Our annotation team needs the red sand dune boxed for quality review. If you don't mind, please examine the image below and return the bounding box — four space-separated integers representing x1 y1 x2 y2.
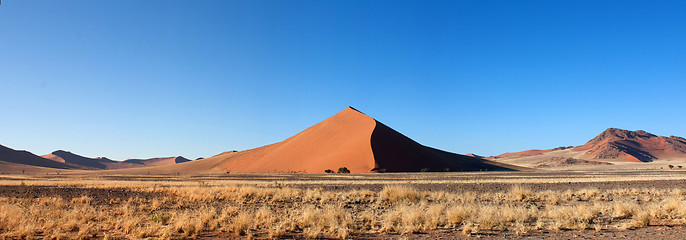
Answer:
122 107 521 174
2 107 522 174
0 144 79 170
42 150 191 170
212 151 238 157
493 149 553 159
123 156 191 167
42 150 128 169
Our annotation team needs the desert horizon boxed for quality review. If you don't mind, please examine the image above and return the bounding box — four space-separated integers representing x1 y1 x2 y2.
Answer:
4 106 686 175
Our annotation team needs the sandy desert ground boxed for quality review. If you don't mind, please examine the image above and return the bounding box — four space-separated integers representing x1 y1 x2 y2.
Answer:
2 170 686 239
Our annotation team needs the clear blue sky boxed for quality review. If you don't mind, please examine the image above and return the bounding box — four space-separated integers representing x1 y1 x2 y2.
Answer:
1 0 685 160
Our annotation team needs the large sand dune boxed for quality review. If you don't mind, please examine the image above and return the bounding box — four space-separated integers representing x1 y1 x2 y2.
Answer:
106 107 522 174
2 107 522 174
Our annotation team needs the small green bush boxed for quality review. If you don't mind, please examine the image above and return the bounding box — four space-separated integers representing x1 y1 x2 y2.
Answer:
152 213 170 224
337 167 350 173
420 168 430 172
324 169 334 173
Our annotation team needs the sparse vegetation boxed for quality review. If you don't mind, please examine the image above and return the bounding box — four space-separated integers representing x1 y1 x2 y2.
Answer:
669 165 675 169
553 146 574 150
420 168 431 172
337 167 350 173
1 174 686 239
325 169 334 173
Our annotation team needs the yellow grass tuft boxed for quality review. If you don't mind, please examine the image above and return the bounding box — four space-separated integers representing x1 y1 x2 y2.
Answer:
510 185 532 201
379 185 420 203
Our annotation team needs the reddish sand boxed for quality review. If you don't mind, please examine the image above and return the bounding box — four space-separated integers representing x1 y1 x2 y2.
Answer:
42 150 130 169
494 149 553 159
0 144 78 170
211 107 379 173
213 151 238 157
108 107 522 174
369 121 516 172
492 128 686 165
574 128 686 162
42 150 190 170
2 107 522 174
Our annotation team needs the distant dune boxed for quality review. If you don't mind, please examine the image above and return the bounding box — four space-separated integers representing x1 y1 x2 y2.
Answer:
123 156 191 167
107 107 523 174
0 144 79 171
0 146 189 173
40 150 192 170
491 128 686 169
42 150 139 169
495 149 554 159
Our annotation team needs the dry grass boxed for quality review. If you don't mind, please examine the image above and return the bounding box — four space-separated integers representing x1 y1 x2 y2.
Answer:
0 175 685 239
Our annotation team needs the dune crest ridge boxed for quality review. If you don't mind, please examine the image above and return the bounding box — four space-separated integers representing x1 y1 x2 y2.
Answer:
0 144 78 170
42 150 190 170
123 156 192 167
127 107 520 174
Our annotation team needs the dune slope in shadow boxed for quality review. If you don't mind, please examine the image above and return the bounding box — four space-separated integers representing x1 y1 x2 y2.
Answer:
0 145 78 170
370 121 517 172
106 107 522 174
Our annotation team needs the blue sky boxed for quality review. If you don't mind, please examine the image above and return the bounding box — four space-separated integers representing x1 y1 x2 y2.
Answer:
1 0 685 160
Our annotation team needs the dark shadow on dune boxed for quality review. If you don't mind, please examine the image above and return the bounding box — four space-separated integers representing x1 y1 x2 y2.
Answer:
50 150 110 169
0 145 76 169
124 156 191 165
121 159 148 165
369 121 518 172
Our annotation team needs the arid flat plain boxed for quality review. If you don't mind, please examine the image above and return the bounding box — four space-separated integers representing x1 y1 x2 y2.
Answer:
2 170 686 239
